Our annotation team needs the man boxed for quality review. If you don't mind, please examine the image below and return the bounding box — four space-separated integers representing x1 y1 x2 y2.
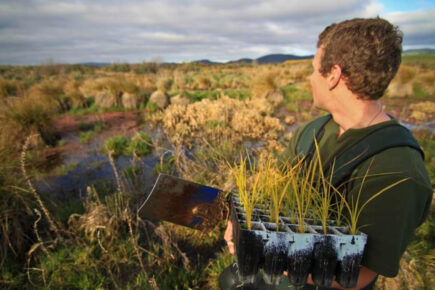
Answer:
220 17 432 290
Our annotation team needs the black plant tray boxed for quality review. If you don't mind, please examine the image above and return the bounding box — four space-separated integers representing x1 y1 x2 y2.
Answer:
230 193 367 288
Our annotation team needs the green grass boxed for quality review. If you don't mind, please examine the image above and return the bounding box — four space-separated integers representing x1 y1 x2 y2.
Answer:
56 139 67 147
153 155 175 175
128 132 153 157
186 90 220 102
78 120 106 143
281 85 311 101
402 54 435 69
412 83 430 99
205 250 234 289
102 133 152 157
79 131 96 143
286 102 300 113
224 88 251 100
145 101 160 113
103 135 130 156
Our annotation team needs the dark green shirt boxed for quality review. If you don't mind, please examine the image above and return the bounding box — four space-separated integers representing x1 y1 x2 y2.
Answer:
279 117 433 287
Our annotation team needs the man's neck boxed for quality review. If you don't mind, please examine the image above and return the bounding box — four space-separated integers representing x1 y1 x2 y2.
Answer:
330 98 390 137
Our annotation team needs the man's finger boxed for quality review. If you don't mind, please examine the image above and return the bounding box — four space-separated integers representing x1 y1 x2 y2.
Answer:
227 240 235 255
224 220 233 242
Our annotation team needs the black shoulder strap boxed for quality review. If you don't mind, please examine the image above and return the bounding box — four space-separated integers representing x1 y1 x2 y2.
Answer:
324 124 425 188
295 114 332 166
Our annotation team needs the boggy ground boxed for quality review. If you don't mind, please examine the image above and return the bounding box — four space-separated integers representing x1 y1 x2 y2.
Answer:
0 56 433 289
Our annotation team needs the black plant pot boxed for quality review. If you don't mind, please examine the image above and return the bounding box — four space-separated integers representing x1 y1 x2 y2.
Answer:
336 252 363 288
229 193 367 288
263 236 288 285
311 236 338 287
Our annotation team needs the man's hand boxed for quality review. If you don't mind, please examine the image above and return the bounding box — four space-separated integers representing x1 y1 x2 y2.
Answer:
224 220 235 255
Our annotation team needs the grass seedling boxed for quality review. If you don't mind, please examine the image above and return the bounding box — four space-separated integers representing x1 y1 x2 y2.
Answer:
332 160 410 235
311 139 336 234
227 153 262 230
260 155 291 230
287 157 316 233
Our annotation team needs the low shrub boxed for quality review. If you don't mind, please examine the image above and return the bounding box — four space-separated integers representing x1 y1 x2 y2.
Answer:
102 136 130 156
127 132 153 157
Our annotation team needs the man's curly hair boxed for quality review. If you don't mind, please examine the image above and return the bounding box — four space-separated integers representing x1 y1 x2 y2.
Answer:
317 18 403 100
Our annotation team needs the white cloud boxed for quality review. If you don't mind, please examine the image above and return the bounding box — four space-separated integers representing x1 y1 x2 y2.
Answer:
0 0 432 65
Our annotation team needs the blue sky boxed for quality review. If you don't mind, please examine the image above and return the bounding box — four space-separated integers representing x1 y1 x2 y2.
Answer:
379 0 434 12
0 0 434 65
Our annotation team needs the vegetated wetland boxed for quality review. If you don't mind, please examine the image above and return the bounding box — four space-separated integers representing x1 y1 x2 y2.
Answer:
0 55 433 289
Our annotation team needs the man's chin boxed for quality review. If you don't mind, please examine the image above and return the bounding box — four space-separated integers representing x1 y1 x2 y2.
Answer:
312 103 329 112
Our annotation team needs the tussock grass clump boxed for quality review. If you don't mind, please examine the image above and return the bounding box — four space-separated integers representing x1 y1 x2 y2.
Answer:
251 71 279 98
64 80 86 108
28 80 70 113
156 72 173 92
0 147 36 266
172 70 187 91
395 65 417 84
195 74 212 90
80 77 139 99
0 77 21 98
0 94 58 149
161 96 283 150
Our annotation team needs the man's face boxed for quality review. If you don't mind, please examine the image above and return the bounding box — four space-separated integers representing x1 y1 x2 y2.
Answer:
309 47 330 110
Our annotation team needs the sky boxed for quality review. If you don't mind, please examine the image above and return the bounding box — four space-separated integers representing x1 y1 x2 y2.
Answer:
0 0 434 65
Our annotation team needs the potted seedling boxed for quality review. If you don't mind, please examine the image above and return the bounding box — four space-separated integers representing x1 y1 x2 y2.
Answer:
227 153 264 283
262 158 292 285
227 146 409 288
330 162 409 288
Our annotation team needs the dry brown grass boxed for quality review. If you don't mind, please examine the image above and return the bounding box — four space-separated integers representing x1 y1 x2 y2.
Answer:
0 77 22 98
0 93 57 150
195 75 212 90
417 71 435 95
172 70 187 91
395 65 417 84
161 95 283 151
64 80 86 108
251 71 279 98
409 101 435 122
80 77 138 98
28 79 68 112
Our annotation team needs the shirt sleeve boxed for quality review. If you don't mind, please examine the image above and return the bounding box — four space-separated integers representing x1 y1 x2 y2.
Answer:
345 147 432 277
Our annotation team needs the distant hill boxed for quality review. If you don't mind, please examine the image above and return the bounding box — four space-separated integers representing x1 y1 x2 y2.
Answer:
403 48 435 55
256 54 313 63
227 58 253 64
192 59 220 65
80 62 110 67
193 53 313 65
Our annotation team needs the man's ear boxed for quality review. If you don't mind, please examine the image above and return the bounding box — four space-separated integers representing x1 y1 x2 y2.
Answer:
328 64 342 90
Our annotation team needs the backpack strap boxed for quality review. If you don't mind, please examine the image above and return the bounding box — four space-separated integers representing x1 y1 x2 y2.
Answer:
295 116 425 189
323 124 425 188
295 114 332 166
